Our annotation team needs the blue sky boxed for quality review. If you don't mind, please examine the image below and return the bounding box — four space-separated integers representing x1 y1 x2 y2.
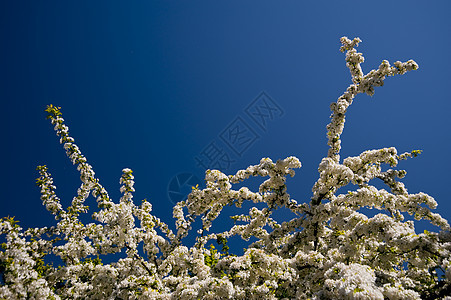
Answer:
1 1 450 246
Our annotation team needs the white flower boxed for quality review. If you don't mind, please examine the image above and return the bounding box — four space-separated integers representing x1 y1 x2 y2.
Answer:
2 37 447 299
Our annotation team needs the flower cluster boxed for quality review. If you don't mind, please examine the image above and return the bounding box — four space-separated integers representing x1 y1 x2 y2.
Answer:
1 37 451 299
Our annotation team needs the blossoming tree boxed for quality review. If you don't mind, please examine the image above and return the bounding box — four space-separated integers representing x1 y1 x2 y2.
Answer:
1 37 451 299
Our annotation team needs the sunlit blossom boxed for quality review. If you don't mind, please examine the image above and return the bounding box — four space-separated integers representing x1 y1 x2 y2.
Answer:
1 37 449 299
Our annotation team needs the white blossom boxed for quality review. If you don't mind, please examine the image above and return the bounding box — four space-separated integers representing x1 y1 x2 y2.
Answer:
1 39 449 299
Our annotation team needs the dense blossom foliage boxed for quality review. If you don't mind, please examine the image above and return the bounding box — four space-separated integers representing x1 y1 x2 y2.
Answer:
1 37 451 299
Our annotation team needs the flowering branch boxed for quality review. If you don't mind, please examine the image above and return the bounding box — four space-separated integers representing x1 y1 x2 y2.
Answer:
1 38 450 299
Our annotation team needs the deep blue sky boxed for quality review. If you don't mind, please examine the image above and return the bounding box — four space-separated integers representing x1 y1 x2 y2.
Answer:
1 2 450 242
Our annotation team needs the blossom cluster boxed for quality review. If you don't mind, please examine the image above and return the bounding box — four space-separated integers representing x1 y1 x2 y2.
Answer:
1 37 451 299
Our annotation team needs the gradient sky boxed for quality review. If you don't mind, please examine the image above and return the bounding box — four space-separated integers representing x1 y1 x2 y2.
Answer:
1 1 450 251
